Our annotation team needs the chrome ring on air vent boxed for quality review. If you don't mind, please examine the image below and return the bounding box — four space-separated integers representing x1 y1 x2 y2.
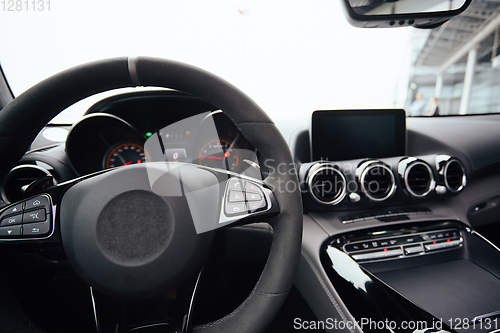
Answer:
444 159 466 193
358 161 396 202
401 160 435 198
307 163 347 205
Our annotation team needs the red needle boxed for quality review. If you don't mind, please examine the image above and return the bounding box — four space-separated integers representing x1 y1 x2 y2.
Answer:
123 161 133 166
200 155 223 160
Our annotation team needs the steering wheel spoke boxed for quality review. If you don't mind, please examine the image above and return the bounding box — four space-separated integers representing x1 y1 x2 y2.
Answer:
0 169 115 246
156 162 280 234
213 173 279 229
0 192 58 244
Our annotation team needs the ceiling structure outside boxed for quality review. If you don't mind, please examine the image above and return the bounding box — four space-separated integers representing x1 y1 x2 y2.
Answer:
414 0 500 70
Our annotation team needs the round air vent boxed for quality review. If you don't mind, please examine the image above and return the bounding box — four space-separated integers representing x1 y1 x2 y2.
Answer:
307 164 347 205
1 165 56 203
444 159 466 193
404 161 435 198
359 162 396 202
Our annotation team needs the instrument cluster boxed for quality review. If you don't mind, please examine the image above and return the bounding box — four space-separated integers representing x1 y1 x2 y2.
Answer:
64 92 259 177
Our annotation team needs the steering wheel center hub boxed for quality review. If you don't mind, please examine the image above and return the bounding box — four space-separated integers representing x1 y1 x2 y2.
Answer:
96 190 174 266
60 164 213 299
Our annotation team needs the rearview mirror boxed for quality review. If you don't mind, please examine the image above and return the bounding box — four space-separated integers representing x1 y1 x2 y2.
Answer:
341 0 472 28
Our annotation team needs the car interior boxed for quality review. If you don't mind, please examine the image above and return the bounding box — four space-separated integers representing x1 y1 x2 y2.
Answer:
1 0 500 332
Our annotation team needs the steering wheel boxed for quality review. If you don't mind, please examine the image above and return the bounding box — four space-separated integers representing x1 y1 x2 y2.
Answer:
0 57 303 332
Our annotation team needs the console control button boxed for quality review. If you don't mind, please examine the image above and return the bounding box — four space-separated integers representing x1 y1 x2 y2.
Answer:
25 195 50 211
23 209 46 224
23 221 50 236
349 192 361 203
352 248 403 261
404 245 424 255
0 226 22 237
424 239 462 252
0 203 24 220
404 235 423 243
0 214 23 226
345 243 361 252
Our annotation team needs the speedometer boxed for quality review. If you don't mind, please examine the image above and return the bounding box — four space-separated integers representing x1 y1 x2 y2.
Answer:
198 139 239 171
103 143 150 169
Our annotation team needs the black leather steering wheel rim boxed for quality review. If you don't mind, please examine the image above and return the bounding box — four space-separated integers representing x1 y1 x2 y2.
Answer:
0 57 303 332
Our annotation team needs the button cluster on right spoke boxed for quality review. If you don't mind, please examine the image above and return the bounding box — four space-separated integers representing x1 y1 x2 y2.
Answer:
225 178 268 216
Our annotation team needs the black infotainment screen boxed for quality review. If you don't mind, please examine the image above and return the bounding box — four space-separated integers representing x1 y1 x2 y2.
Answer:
311 109 406 161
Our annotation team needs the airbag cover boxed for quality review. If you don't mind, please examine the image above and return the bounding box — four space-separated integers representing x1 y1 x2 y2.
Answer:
60 163 213 299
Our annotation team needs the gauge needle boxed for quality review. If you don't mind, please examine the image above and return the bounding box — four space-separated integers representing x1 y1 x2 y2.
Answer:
200 155 223 160
123 161 133 166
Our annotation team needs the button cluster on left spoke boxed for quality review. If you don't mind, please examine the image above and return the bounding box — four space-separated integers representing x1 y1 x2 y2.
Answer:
0 194 52 239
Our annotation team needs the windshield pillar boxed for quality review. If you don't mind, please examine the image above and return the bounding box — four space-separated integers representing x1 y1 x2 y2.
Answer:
459 46 478 115
0 65 14 110
434 74 443 99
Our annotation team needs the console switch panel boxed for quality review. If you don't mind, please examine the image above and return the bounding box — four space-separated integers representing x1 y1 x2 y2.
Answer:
343 228 462 262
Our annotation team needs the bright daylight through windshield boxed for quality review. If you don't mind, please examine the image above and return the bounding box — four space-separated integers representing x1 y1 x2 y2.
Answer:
1 0 499 140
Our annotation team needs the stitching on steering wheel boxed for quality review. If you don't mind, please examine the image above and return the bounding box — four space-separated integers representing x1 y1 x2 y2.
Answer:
193 289 289 330
193 235 289 331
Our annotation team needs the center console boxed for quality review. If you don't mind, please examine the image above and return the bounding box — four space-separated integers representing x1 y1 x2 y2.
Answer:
294 109 500 333
323 221 500 332
291 109 500 332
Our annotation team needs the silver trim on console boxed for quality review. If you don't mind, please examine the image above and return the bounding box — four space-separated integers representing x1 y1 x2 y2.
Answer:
307 163 347 205
359 162 396 202
444 159 466 193
404 161 436 198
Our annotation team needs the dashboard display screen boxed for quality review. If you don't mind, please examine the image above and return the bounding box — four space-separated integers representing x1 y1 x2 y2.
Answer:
311 109 406 161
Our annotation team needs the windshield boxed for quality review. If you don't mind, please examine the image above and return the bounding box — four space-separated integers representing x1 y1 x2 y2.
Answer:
0 0 499 133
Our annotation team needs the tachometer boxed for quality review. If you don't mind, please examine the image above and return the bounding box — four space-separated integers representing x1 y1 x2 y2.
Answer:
103 143 150 169
198 139 239 171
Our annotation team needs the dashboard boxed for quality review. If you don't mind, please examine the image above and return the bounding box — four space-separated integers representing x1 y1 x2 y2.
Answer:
4 89 500 332
0 91 260 203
